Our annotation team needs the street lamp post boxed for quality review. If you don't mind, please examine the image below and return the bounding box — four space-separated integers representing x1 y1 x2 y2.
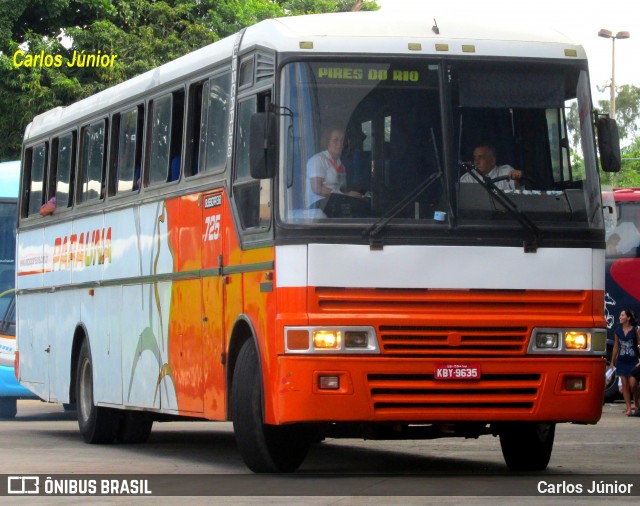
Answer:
598 28 631 119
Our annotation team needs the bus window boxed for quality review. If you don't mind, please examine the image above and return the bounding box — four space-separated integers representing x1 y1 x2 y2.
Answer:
26 143 47 216
148 91 184 185
186 81 205 177
235 97 255 181
239 56 254 88
281 61 443 221
169 90 184 182
53 132 75 209
548 102 579 186
233 95 271 230
113 106 143 193
187 72 231 178
148 95 172 185
79 120 107 202
204 72 231 173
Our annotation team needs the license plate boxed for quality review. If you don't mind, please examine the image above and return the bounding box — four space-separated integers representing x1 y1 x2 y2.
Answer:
434 363 481 380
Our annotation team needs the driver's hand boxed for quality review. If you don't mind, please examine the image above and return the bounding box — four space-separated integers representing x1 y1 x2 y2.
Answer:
509 169 523 180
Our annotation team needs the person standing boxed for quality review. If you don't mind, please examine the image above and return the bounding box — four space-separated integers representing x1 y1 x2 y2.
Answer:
610 309 640 415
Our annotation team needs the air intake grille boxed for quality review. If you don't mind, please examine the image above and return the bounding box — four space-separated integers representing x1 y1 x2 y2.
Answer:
367 372 541 413
379 325 528 356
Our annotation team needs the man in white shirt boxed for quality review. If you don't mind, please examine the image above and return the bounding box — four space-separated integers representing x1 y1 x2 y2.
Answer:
460 144 523 190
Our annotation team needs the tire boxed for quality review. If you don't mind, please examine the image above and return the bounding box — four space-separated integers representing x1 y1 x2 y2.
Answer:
0 398 17 419
231 340 310 472
499 422 555 471
76 340 121 443
117 411 153 444
62 403 76 412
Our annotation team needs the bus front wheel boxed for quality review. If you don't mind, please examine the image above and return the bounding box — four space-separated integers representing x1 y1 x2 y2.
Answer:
76 340 121 444
231 340 311 472
499 422 555 471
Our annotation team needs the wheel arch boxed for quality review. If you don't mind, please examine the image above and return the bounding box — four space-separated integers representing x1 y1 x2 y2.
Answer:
68 323 89 405
226 314 262 420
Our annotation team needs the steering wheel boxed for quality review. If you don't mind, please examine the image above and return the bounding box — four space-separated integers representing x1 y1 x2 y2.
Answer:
490 174 538 188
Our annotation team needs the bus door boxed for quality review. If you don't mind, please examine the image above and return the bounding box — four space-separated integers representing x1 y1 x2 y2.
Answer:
201 190 226 418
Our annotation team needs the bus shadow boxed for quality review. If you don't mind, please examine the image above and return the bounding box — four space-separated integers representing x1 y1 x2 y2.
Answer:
35 424 514 474
30 421 574 476
13 406 77 422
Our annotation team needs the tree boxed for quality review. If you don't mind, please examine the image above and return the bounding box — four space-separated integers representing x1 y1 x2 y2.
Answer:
595 86 640 188
597 84 640 144
0 0 377 161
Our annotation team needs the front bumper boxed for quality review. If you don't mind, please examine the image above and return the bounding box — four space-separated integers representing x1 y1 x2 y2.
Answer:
273 355 605 425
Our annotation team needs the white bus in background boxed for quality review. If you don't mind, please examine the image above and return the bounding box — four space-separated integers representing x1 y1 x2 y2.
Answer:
16 12 619 472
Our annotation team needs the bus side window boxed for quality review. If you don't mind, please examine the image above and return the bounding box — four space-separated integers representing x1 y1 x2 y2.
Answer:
233 94 271 231
24 143 48 217
169 90 184 182
186 80 205 177
204 72 231 174
148 95 172 186
148 90 184 186
110 105 143 194
186 71 232 179
79 120 107 202
51 132 76 209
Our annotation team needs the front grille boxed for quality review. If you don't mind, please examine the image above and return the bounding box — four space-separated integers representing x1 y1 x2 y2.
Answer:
310 287 591 357
379 325 528 356
367 372 541 413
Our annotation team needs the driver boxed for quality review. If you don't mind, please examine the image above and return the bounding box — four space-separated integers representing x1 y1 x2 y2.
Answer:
461 144 522 190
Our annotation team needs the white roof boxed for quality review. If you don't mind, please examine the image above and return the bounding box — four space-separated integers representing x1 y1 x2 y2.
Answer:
25 11 586 142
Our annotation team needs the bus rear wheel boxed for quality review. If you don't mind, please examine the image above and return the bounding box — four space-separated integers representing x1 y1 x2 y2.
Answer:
76 340 121 444
499 422 555 471
231 340 311 473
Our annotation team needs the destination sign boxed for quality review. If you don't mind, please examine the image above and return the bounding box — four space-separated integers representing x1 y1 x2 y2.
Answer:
316 66 420 83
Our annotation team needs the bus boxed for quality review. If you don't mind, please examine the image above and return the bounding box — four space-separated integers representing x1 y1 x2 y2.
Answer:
0 160 37 418
603 188 640 401
16 12 618 472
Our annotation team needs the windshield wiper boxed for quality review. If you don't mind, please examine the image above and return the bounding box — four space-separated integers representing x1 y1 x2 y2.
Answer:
363 171 443 249
459 162 542 252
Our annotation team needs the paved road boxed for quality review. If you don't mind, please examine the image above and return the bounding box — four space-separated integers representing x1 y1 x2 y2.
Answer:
1 400 639 504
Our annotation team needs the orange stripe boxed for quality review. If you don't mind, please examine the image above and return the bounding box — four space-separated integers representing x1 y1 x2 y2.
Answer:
17 269 46 276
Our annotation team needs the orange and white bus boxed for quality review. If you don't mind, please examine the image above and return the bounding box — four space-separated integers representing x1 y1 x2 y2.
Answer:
16 12 618 472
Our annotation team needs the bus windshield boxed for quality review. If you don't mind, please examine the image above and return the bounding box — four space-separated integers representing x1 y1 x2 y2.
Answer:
279 59 602 234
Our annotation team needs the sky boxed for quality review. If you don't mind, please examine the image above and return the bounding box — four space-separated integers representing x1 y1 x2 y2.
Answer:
376 0 639 104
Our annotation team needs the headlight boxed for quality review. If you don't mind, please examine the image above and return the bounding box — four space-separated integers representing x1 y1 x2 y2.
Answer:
529 328 604 355
536 332 560 349
285 326 379 354
565 331 589 350
313 330 341 349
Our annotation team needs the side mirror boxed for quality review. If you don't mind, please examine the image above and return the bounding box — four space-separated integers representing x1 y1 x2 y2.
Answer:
250 112 277 179
596 116 621 173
